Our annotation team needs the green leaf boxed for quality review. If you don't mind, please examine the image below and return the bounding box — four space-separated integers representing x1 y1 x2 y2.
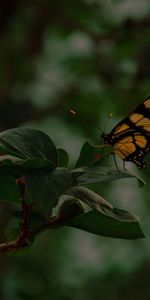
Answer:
72 166 145 187
0 171 19 203
75 141 112 168
5 227 20 241
12 209 45 229
0 159 56 207
17 158 55 171
66 210 144 239
0 158 55 175
58 148 69 167
65 186 138 222
51 168 76 197
66 186 113 215
24 171 59 217
58 195 85 219
0 128 58 166
23 168 75 218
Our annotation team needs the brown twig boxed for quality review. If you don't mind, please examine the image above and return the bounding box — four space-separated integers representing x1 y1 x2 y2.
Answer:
0 177 63 253
0 178 33 253
0 175 81 254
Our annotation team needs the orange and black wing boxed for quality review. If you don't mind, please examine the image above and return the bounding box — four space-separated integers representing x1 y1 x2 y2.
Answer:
102 97 150 169
110 97 150 139
113 133 149 168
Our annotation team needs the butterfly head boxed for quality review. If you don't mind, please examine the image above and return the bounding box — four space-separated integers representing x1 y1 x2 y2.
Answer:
101 132 112 144
101 113 113 144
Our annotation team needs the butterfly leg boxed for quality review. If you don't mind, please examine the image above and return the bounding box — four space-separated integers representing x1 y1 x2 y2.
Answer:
123 160 127 171
113 154 120 172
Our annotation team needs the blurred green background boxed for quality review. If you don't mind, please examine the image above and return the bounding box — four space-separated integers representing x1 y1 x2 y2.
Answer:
0 1 150 299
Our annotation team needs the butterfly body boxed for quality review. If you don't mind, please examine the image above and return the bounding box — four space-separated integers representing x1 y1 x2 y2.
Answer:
101 97 150 169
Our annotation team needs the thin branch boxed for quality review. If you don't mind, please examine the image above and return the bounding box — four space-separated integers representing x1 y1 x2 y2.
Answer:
0 178 33 253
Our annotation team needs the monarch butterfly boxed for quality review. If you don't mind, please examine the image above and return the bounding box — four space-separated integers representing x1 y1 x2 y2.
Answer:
101 97 150 169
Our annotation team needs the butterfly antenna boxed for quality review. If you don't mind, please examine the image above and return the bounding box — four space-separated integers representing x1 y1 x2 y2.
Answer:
69 109 103 133
103 112 113 133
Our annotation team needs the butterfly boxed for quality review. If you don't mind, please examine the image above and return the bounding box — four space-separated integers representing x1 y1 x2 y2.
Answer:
101 97 150 169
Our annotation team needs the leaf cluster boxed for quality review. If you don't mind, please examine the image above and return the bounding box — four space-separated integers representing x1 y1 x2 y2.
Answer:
0 128 144 253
